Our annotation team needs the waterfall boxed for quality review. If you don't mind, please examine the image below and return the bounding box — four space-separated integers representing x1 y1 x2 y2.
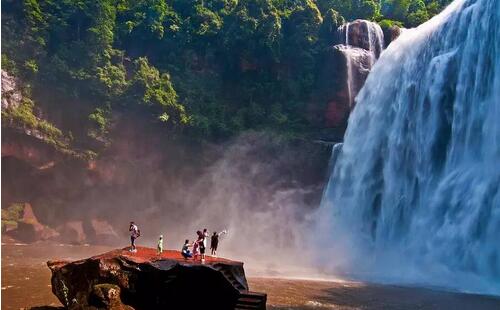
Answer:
338 20 384 59
336 20 385 107
319 0 500 295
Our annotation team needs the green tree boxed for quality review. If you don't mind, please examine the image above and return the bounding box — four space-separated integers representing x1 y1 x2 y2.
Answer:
381 0 411 21
319 9 345 46
324 0 379 20
126 57 189 125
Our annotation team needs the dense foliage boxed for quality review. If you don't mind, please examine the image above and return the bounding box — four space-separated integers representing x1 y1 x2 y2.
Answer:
2 0 452 144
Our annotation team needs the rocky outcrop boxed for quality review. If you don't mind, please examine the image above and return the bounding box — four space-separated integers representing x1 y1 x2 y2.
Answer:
55 221 87 244
383 26 403 48
1 70 70 174
2 130 63 169
2 70 23 110
2 203 59 242
322 20 384 131
48 247 266 310
337 20 384 59
87 219 120 245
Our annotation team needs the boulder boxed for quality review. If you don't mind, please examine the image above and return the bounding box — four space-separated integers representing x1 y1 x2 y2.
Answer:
3 203 59 242
87 219 120 245
47 247 266 310
55 221 87 244
383 25 403 48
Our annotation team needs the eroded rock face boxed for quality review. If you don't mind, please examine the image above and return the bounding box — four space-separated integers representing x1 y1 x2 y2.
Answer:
326 21 384 129
338 20 385 58
1 70 22 110
47 247 264 310
383 26 403 48
90 284 134 310
55 221 87 245
4 203 59 242
87 219 120 245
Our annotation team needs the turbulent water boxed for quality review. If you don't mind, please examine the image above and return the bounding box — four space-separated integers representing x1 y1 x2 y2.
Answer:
319 0 500 295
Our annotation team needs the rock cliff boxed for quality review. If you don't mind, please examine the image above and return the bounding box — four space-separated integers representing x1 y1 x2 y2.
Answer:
316 20 402 140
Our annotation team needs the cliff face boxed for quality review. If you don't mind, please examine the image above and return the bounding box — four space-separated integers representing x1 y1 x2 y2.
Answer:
2 70 22 110
47 247 266 310
315 20 401 141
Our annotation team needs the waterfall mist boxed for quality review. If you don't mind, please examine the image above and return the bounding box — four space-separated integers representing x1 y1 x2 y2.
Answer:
318 0 500 295
10 124 329 275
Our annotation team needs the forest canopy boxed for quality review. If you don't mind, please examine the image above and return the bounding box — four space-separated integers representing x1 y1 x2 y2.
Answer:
2 0 452 143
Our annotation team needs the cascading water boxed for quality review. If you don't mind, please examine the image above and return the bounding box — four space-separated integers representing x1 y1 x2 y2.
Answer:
319 0 500 295
337 20 385 107
338 20 384 59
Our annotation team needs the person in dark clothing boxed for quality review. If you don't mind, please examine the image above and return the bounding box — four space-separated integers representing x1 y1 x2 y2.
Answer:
210 232 219 256
210 230 227 257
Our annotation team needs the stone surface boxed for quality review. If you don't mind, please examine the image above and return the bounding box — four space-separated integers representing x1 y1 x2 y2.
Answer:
4 203 59 243
55 221 87 245
338 20 384 58
1 70 22 110
383 25 403 48
87 219 120 245
315 20 393 140
47 247 266 310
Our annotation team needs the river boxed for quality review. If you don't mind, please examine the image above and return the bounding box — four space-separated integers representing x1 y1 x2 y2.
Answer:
2 243 500 309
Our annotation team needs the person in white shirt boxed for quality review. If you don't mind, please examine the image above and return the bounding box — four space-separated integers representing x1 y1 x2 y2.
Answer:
181 239 193 259
157 235 164 255
129 222 140 252
201 228 209 262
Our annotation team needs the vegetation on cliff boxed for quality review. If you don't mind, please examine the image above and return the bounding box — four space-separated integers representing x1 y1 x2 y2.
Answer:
2 0 451 149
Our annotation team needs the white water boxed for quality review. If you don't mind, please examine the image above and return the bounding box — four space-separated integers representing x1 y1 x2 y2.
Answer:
338 20 384 60
337 20 385 106
319 0 500 295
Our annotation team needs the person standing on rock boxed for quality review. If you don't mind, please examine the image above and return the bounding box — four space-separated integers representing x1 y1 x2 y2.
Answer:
157 235 164 255
201 228 209 262
193 230 202 259
210 230 227 257
129 222 140 252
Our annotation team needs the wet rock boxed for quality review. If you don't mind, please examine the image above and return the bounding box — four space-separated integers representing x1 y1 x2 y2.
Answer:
47 247 266 310
319 45 374 129
90 284 134 310
316 20 387 140
383 25 403 48
338 20 385 58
